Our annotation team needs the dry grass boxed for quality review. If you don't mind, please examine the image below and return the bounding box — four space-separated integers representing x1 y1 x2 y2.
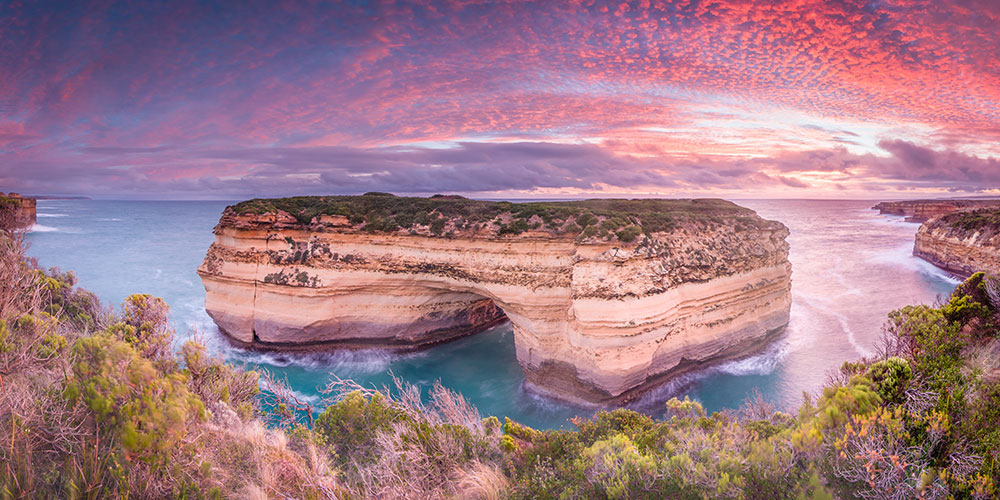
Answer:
320 376 505 499
194 403 339 499
456 462 509 500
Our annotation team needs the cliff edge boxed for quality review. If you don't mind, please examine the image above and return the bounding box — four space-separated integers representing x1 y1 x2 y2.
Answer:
914 208 1000 277
0 193 37 229
198 194 792 404
873 199 1000 222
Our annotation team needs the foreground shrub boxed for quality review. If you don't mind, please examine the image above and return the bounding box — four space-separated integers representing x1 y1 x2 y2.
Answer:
3 228 1000 499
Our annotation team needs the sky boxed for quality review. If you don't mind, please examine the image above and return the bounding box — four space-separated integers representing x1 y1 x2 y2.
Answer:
1 0 999 200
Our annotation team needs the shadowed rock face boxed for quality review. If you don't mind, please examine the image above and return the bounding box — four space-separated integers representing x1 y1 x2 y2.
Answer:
198 196 792 405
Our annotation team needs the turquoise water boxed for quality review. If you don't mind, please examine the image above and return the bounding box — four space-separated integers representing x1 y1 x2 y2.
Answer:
27 199 958 429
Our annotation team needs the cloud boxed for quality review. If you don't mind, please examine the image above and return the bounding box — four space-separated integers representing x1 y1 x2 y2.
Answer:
0 0 998 197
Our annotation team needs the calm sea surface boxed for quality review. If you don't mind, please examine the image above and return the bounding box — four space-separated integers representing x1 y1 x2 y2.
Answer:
26 199 958 429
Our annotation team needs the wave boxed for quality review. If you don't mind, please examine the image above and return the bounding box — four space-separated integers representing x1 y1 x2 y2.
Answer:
872 242 962 285
37 213 68 217
626 340 791 414
233 347 415 376
258 382 324 406
796 293 873 358
716 341 789 376
29 224 59 232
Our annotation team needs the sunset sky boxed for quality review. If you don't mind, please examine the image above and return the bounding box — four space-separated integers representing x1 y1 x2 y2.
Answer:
2 0 999 199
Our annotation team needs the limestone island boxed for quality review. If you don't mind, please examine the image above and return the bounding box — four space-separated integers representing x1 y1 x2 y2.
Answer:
198 193 792 405
0 192 37 229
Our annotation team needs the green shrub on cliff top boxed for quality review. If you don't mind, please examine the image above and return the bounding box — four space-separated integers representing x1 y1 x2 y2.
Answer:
230 194 767 238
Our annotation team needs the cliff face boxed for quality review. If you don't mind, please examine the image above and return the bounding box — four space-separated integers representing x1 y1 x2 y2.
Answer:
0 193 37 229
914 209 1000 277
873 199 1000 222
198 195 792 405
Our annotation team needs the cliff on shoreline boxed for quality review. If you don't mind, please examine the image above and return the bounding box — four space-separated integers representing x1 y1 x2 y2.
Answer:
914 208 1000 277
873 198 1000 222
198 194 792 404
0 192 36 229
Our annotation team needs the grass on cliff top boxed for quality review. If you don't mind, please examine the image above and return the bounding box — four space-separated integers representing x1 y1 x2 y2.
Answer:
940 208 1000 233
0 195 20 208
230 193 769 239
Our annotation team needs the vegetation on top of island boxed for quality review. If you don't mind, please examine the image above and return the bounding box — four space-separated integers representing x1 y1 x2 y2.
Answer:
3 218 1000 498
229 193 775 242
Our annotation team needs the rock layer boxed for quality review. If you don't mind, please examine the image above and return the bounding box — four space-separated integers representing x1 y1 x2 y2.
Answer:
199 196 792 405
0 193 36 229
873 199 1000 222
914 210 1000 277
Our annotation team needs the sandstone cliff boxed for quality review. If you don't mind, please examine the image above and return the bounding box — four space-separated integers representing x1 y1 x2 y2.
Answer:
0 193 37 229
199 194 792 405
873 199 1000 222
914 209 1000 277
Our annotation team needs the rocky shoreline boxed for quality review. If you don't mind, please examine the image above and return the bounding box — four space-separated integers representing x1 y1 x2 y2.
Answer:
873 199 1000 222
199 194 793 404
875 199 1000 278
913 209 1000 277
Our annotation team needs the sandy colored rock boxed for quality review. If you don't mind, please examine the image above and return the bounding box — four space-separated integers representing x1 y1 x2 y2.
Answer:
0 193 36 229
873 199 1000 222
199 197 792 404
914 211 1000 277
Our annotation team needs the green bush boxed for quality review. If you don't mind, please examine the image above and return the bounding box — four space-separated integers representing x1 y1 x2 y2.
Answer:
314 391 409 468
63 336 206 467
181 341 259 419
615 225 642 243
866 357 912 403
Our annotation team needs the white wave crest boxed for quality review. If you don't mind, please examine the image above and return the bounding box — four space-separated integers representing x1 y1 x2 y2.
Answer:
29 224 59 232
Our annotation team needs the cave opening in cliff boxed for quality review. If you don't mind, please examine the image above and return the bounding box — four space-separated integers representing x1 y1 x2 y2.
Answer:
445 294 510 342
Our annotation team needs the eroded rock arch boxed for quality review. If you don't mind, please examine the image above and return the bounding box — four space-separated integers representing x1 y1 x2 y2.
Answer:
199 204 792 405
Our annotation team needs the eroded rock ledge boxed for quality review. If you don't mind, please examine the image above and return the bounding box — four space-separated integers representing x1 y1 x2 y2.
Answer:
914 208 1000 277
873 199 1000 223
198 194 792 404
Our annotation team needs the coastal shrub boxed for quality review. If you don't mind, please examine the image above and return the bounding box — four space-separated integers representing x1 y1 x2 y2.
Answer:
947 208 1000 233
114 293 173 364
866 357 912 404
429 217 447 235
572 434 658 499
499 219 529 235
316 380 505 498
230 195 764 242
6 214 1000 498
615 225 642 243
314 391 409 468
943 294 991 325
63 335 206 467
576 212 597 228
181 341 259 419
0 312 63 374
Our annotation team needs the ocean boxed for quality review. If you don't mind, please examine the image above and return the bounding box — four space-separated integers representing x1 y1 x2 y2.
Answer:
26 199 958 429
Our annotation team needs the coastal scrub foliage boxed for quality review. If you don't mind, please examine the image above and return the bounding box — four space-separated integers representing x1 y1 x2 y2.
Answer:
230 193 775 241
3 222 1000 498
